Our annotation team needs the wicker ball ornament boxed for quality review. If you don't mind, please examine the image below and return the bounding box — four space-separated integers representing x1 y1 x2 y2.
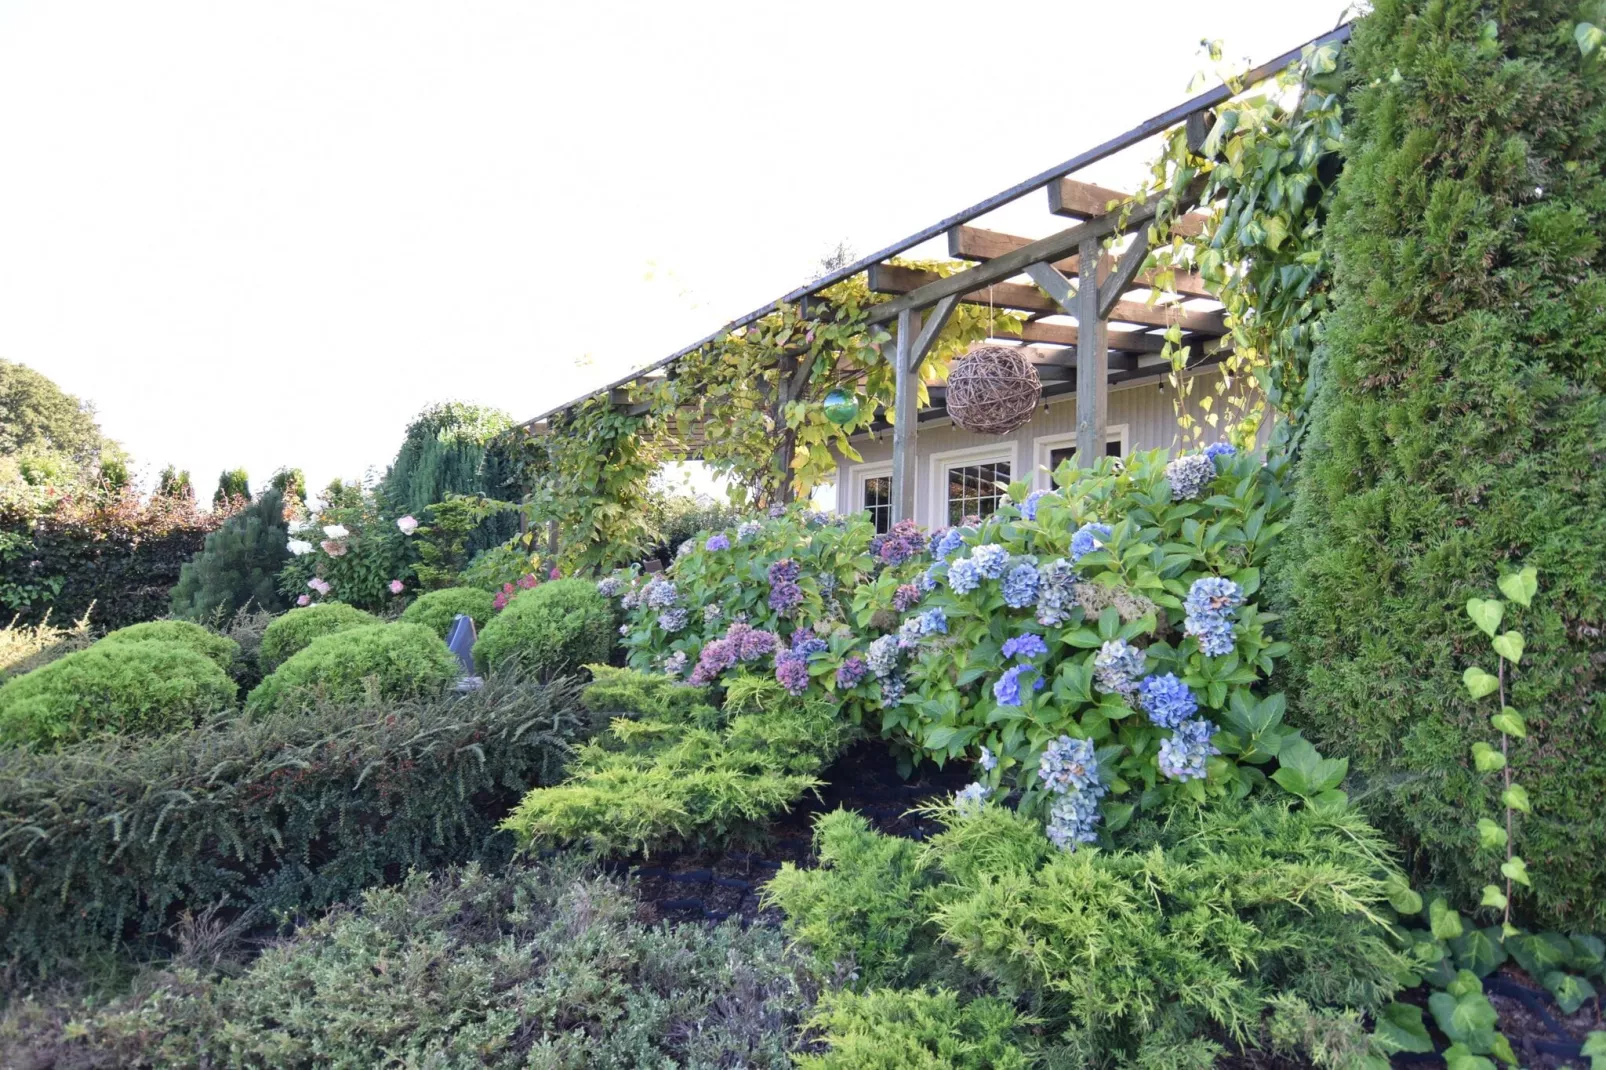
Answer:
944 344 1043 435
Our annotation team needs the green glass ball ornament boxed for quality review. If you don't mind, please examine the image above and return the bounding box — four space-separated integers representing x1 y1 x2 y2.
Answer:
822 389 860 426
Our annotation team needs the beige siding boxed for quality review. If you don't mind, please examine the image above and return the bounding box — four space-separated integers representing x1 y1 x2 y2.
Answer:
833 367 1265 529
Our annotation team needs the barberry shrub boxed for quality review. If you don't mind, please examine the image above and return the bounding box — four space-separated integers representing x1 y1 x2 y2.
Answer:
247 623 460 716
0 641 237 748
399 585 496 638
95 619 241 673
0 672 587 975
257 602 379 670
170 489 291 620
1272 0 1606 927
473 578 613 679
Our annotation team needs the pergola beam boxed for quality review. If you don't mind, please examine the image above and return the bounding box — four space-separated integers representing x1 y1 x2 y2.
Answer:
1048 177 1210 236
948 224 1213 299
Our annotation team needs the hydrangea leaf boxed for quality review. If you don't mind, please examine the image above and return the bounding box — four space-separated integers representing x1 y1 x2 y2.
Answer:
1465 597 1504 637
1471 741 1505 772
1374 1002 1434 1054
1497 567 1537 608
1463 667 1500 700
1491 631 1524 665
1544 971 1598 1014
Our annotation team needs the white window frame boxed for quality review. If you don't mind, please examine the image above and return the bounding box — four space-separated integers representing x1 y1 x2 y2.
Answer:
844 461 894 529
1031 424 1129 490
927 442 1020 529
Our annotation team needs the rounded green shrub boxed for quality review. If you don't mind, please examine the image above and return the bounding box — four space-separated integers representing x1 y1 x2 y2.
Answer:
247 623 459 716
0 641 237 748
258 603 380 671
97 620 241 673
473 579 613 679
399 586 497 638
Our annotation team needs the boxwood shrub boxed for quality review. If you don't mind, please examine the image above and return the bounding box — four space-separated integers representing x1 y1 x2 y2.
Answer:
95 619 241 673
0 641 236 749
0 671 587 975
398 585 496 637
474 578 613 678
246 623 459 716
257 603 379 671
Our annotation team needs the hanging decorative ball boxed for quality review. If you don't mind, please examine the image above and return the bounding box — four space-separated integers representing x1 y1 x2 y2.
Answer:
821 388 860 426
944 344 1042 436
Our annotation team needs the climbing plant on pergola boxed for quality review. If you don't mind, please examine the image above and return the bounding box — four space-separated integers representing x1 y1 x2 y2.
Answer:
513 27 1350 572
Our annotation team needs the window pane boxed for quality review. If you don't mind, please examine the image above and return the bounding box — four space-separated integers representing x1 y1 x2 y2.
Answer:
862 476 892 535
946 460 1010 524
1106 438 1123 457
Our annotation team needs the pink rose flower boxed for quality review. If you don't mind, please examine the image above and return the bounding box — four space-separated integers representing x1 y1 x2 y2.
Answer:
396 515 419 535
297 594 311 606
389 579 405 594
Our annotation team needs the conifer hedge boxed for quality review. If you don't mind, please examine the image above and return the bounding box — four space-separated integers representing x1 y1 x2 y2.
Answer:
1274 0 1606 927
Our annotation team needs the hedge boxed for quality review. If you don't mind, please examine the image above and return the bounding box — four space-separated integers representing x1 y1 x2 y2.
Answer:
398 585 496 637
95 620 241 673
474 578 614 679
0 671 588 975
1272 0 1606 927
256 602 379 671
246 623 461 716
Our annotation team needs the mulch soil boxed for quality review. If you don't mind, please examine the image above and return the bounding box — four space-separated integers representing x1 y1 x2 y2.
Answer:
606 739 1600 1069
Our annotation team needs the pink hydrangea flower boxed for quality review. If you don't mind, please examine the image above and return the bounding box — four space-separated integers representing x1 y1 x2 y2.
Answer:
320 539 347 557
518 573 538 589
493 592 508 610
389 579 405 594
549 566 561 580
297 594 311 606
307 577 332 595
396 515 419 535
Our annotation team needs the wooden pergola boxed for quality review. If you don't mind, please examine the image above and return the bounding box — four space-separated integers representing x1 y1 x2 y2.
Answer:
525 23 1350 523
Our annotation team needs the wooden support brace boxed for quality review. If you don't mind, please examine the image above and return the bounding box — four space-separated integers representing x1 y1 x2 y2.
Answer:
1024 262 1077 315
909 294 958 372
1098 224 1155 319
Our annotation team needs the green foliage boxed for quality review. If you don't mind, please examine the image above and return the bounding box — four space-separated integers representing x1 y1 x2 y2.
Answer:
1272 0 1606 929
796 988 1035 1070
268 465 305 502
459 540 544 591
398 585 496 637
211 466 250 507
257 602 379 670
381 402 519 553
502 671 851 854
156 465 193 501
96 619 240 673
411 493 516 589
246 623 459 716
0 671 587 975
473 577 614 678
642 483 745 564
765 810 952 990
276 490 416 612
0 641 236 749
0 358 125 484
0 609 92 683
169 489 291 619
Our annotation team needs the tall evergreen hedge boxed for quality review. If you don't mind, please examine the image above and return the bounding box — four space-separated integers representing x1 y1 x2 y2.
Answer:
1274 0 1606 927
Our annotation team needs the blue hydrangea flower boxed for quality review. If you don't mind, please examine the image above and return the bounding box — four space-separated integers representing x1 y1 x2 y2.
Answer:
866 634 901 678
1188 616 1236 656
1157 718 1220 781
644 579 679 609
1001 562 1040 608
1138 672 1199 728
947 557 981 595
1001 633 1048 662
977 746 997 771
953 781 992 812
1046 790 1103 850
1070 522 1113 564
1035 559 1078 627
657 607 689 633
1020 490 1049 521
932 527 969 561
1204 441 1237 463
662 650 687 677
879 673 906 705
897 617 924 649
919 607 947 636
1166 453 1216 500
992 664 1043 707
705 533 731 552
971 544 1009 579
596 576 622 598
737 520 762 541
1038 735 1102 796
1092 639 1146 696
919 566 938 593
1183 576 1244 656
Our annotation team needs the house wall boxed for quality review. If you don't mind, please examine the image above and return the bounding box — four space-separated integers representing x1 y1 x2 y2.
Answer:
832 366 1264 529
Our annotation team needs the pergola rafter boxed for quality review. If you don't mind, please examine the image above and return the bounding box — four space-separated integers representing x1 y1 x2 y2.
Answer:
521 22 1353 518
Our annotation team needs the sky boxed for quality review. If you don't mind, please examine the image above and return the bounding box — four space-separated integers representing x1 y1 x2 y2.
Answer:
0 0 1353 502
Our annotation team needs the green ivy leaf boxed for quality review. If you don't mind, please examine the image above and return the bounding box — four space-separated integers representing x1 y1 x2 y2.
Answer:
1578 21 1605 58
1431 898 1466 940
1443 1043 1496 1070
1500 856 1532 887
1384 874 1423 915
1429 986 1498 1045
1463 667 1500 700
1374 1002 1434 1054
1465 597 1504 637
1471 741 1505 772
1490 708 1526 738
1580 1031 1606 1070
1477 818 1508 850
1491 631 1524 665
1454 927 1506 977
1480 884 1509 910
1497 567 1537 608
1544 971 1598 1014
1501 784 1531 814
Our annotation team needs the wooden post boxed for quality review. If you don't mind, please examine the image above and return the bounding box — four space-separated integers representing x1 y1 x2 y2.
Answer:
1075 236 1108 465
891 307 921 524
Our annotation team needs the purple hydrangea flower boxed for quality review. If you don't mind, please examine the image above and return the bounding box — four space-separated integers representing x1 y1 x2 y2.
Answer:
893 583 921 612
775 649 811 695
1158 718 1220 781
1138 673 1198 729
705 533 731 552
768 559 801 584
1166 453 1216 500
836 656 868 688
769 581 802 612
1001 633 1049 661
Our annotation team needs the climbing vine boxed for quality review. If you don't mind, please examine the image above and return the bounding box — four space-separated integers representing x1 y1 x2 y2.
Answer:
1131 39 1346 454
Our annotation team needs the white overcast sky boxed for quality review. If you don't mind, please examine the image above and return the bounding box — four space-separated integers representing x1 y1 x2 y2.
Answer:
0 1 1351 499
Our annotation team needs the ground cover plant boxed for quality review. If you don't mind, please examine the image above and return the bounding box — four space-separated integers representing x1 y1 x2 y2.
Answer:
245 621 460 715
1273 0 1606 929
502 668 852 855
0 670 587 976
0 640 236 749
0 858 814 1069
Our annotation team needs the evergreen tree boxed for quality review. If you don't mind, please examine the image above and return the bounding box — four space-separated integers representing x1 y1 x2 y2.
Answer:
269 466 306 502
382 402 518 550
213 467 251 507
170 489 291 619
157 465 195 502
1273 0 1606 927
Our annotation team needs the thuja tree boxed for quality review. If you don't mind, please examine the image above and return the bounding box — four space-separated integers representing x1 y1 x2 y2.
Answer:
1273 0 1606 928
383 402 519 553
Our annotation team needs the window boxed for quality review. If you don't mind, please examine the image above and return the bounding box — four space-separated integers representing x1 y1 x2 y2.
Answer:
862 474 892 534
1047 438 1121 474
945 460 1011 525
1033 426 1128 490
